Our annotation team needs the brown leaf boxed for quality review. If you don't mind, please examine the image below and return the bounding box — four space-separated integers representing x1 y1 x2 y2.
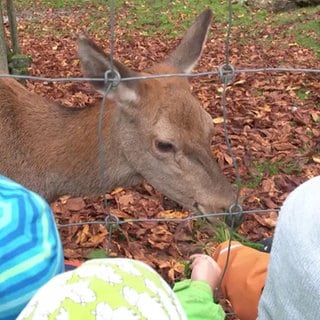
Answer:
76 225 90 245
88 231 108 245
117 193 135 207
312 155 320 164
263 198 278 209
148 226 173 249
66 197 86 211
158 210 188 219
261 179 276 194
253 213 277 228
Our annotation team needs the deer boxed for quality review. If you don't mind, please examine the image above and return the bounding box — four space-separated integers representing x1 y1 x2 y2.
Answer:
0 9 235 215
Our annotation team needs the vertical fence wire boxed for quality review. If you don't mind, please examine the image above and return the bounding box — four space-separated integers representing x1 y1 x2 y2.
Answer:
108 0 116 71
214 0 240 305
98 0 118 255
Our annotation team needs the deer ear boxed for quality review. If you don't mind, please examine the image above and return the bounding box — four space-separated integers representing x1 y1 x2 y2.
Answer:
77 35 139 104
166 9 212 73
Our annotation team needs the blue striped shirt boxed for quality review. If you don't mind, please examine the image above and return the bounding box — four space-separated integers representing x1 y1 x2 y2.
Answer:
0 175 64 319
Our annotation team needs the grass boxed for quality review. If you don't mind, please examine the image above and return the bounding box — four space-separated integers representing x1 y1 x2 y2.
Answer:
115 0 251 37
115 0 271 37
193 218 263 253
296 19 320 57
245 160 301 188
295 88 309 101
271 6 320 57
16 0 105 9
12 0 264 36
182 219 264 279
213 221 264 250
88 248 109 259
12 0 319 57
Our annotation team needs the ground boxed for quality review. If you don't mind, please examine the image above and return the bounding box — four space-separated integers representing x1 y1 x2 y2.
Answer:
3 0 320 318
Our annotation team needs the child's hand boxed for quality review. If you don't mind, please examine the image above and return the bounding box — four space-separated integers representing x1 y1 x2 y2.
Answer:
189 254 222 292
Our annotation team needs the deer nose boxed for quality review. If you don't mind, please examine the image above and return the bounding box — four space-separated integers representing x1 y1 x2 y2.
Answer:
193 202 224 215
193 192 243 227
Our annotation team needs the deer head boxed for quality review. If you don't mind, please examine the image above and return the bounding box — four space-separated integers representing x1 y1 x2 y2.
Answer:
77 9 235 214
0 9 235 215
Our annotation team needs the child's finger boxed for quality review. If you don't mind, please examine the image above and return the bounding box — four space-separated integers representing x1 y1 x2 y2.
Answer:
190 253 207 260
190 255 212 269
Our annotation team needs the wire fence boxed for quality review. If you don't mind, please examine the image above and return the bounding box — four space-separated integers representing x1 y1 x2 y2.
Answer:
1 0 319 316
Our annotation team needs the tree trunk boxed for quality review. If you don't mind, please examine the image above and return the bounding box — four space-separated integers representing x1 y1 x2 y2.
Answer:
6 0 20 55
0 2 9 73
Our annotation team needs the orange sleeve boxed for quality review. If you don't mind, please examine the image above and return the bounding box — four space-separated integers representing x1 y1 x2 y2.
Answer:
213 241 269 320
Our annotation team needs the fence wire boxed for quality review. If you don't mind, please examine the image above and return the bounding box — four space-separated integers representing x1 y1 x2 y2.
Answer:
55 208 279 229
0 66 319 82
1 0 319 316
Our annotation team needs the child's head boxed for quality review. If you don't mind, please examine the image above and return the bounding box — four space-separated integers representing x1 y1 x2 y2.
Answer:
0 175 64 320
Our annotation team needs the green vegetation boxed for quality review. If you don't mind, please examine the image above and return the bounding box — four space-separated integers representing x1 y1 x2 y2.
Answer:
13 0 319 56
182 260 192 278
16 0 105 9
295 88 309 101
115 0 257 36
182 219 264 279
193 218 263 253
88 248 109 259
213 221 264 250
245 160 301 188
271 6 320 57
117 0 268 37
296 18 320 58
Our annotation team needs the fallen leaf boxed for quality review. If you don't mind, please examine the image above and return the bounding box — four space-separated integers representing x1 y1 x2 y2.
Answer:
253 213 277 228
213 117 225 124
158 210 188 219
312 155 320 164
66 197 86 211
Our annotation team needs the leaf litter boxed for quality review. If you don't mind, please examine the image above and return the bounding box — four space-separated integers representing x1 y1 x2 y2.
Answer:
5 3 320 318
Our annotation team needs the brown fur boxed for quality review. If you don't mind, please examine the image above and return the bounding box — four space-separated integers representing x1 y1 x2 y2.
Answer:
0 9 235 213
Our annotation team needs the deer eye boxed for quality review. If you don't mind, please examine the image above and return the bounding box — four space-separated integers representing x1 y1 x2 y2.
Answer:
155 140 175 153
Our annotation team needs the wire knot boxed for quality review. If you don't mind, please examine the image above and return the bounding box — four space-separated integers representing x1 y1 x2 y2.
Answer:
218 63 235 84
225 203 244 228
105 213 120 231
104 69 121 88
229 203 243 215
